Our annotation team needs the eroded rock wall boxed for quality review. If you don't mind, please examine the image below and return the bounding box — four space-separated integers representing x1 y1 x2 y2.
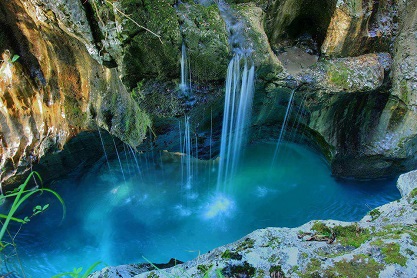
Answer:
0 0 150 187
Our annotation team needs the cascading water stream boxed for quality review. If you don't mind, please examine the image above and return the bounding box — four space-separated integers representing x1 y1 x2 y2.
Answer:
112 137 126 183
217 55 255 193
183 116 192 189
271 89 296 165
180 43 191 97
97 127 111 172
216 0 255 193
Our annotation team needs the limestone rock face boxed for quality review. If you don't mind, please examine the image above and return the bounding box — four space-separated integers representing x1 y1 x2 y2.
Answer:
311 0 417 178
0 0 150 187
321 0 398 57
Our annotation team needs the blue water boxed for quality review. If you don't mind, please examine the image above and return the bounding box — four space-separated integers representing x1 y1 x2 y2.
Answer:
1 142 400 277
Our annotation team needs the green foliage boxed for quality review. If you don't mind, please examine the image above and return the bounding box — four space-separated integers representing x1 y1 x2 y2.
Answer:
197 264 210 274
0 171 66 250
11 54 19 63
326 255 383 278
52 261 102 278
131 80 145 100
333 225 370 248
311 222 332 236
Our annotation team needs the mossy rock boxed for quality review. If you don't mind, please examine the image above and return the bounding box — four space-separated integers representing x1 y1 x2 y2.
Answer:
177 2 230 82
119 0 181 88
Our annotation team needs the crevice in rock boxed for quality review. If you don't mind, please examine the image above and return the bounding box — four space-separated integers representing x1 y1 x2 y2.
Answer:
80 0 117 68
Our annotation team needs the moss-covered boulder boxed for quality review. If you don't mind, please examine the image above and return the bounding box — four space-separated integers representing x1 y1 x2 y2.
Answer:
233 3 285 80
177 2 230 82
118 0 181 88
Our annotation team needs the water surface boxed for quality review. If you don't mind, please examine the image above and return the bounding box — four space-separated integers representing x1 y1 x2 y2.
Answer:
1 142 400 277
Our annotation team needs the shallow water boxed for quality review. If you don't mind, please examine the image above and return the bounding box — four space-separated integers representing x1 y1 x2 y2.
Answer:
1 142 400 277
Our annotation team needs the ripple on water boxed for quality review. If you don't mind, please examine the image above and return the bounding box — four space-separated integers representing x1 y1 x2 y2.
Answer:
1 142 401 277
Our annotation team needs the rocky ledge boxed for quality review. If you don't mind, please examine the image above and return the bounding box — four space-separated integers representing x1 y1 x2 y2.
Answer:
90 170 417 278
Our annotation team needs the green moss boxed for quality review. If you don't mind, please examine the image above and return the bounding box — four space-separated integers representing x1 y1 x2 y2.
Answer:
311 222 332 236
305 258 322 273
369 208 381 221
388 103 407 131
333 225 371 248
254 269 266 278
197 264 212 274
268 254 279 263
120 0 181 87
326 255 383 278
136 80 182 118
381 243 407 266
236 238 255 252
311 222 370 248
405 248 415 256
64 97 86 127
399 79 410 103
263 236 281 249
373 224 417 243
177 2 230 82
221 249 242 260
328 63 354 89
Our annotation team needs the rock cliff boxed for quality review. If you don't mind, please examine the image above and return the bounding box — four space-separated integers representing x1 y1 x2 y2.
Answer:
1 0 417 183
0 0 150 187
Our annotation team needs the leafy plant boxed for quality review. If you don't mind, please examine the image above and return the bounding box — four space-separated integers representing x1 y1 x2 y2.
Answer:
52 261 102 278
11 54 19 63
0 171 66 250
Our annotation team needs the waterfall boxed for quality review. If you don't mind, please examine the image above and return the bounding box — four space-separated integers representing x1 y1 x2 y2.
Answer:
217 54 255 192
179 43 191 97
271 89 296 165
97 127 111 172
112 137 126 183
215 0 255 193
184 116 192 189
180 116 193 189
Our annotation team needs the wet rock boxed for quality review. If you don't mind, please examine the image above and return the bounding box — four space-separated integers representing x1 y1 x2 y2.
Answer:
297 53 387 93
178 2 230 82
